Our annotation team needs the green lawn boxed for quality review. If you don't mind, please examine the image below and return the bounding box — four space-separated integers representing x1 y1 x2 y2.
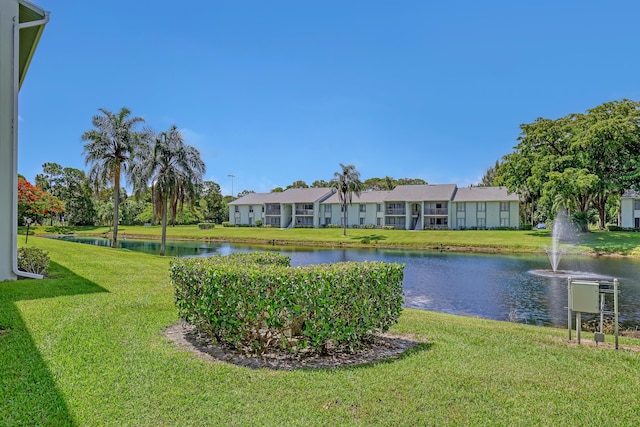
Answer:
2 237 640 425
44 223 640 256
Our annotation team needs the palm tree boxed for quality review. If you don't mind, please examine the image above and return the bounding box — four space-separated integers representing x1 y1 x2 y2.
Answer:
330 163 364 236
131 125 205 256
82 107 145 248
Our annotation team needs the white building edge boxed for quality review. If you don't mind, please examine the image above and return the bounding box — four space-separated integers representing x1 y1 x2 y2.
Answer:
1 0 49 281
229 185 520 230
620 189 640 228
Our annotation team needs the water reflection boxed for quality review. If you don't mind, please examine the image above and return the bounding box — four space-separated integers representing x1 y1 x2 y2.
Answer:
52 236 640 328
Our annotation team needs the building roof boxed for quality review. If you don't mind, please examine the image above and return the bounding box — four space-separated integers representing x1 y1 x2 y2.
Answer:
323 190 392 204
274 188 334 204
622 189 640 198
452 186 519 202
384 184 457 201
229 188 334 205
228 192 280 205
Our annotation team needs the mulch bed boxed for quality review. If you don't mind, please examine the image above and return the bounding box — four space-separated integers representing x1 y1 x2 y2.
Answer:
165 322 428 370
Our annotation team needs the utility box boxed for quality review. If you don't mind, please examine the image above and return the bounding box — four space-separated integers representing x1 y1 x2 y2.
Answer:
569 281 600 313
567 278 619 349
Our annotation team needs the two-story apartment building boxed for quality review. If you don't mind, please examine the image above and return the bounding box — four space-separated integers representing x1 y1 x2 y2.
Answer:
229 185 520 230
450 186 520 229
229 188 335 228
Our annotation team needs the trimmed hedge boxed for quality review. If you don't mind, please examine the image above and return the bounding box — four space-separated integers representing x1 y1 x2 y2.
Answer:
171 252 404 355
198 223 215 230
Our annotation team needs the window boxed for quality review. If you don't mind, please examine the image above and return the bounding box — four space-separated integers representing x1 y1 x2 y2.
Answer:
477 202 486 212
500 202 509 212
324 204 332 213
249 205 253 213
385 217 406 227
477 217 486 228
500 218 510 227
456 218 465 228
266 217 280 226
376 218 381 226
386 202 405 215
234 206 239 213
360 217 365 225
377 204 382 213
457 202 465 212
360 204 366 213
634 200 640 210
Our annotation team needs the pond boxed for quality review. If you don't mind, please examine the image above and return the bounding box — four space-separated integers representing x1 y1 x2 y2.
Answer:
52 236 640 328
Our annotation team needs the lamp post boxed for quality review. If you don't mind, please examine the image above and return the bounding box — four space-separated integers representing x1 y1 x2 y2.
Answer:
228 174 235 198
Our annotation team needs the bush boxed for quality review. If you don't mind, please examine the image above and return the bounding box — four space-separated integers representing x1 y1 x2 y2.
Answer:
519 223 533 230
171 252 404 355
607 225 623 232
198 223 215 230
254 219 263 227
221 221 235 227
17 246 50 276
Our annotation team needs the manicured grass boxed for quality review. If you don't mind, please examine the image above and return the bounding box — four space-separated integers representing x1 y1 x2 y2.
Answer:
3 237 640 425
45 223 640 256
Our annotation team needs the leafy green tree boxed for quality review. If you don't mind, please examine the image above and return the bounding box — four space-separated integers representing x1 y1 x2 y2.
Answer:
396 178 428 186
82 107 145 246
498 99 640 230
311 180 330 188
237 189 254 198
479 160 501 187
200 181 226 223
61 167 96 225
131 125 205 255
286 180 309 189
270 187 284 193
364 177 395 190
35 162 63 193
35 163 96 225
330 163 364 236
578 99 640 228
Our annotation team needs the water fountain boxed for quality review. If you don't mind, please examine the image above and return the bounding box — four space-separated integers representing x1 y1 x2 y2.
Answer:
546 212 570 273
531 212 610 280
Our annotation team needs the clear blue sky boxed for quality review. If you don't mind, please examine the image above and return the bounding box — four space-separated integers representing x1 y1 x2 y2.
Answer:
18 0 640 196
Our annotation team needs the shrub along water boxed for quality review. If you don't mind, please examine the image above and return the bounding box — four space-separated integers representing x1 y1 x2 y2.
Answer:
171 252 405 354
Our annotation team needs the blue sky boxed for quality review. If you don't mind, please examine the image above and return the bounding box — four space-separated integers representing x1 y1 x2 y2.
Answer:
18 1 640 196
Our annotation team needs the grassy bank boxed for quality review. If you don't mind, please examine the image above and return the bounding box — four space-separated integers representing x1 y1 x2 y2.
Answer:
2 237 640 425
39 224 640 256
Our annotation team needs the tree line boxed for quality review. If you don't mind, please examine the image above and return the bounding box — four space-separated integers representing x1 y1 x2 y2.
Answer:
482 98 640 230
20 106 431 249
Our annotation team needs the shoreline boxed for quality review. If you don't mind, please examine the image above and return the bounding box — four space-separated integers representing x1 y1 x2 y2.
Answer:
41 231 631 258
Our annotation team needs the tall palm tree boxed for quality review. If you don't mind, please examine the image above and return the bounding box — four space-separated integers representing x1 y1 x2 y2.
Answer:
82 107 145 248
331 163 364 236
131 125 205 256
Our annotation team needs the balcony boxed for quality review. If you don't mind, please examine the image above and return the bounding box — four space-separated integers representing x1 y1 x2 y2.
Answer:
295 208 314 216
386 208 406 215
425 208 448 215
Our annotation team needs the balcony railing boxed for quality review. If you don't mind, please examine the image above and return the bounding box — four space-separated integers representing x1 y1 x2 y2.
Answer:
265 209 281 215
425 208 448 215
295 209 314 216
386 208 406 215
